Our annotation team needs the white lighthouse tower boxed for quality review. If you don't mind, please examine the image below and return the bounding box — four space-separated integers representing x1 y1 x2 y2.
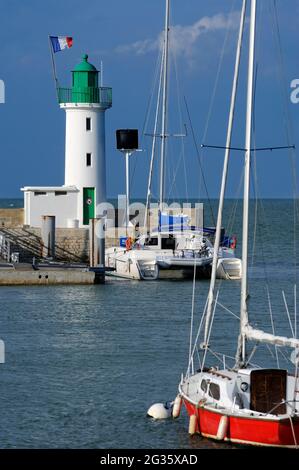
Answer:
22 54 112 228
60 54 112 226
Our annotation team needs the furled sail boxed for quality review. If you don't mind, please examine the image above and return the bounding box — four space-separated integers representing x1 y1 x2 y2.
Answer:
244 325 299 349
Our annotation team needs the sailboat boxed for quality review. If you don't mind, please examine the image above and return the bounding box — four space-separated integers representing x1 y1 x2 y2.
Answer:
176 0 299 447
105 0 241 281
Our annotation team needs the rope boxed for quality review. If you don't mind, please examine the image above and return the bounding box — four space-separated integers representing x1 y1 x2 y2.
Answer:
130 47 164 195
201 291 219 372
184 97 216 227
172 44 188 203
288 415 298 448
267 286 280 368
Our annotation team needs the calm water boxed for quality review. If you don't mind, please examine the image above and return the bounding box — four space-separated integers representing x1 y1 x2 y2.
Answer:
0 199 298 448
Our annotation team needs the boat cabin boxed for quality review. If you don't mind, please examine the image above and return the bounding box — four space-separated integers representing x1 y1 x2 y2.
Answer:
196 368 294 416
136 231 211 253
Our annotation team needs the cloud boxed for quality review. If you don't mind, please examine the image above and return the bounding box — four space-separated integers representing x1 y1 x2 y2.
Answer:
114 10 241 58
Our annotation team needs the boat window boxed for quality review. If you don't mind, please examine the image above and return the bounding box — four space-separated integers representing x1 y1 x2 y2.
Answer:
209 382 220 400
144 237 158 246
161 236 176 250
200 379 208 393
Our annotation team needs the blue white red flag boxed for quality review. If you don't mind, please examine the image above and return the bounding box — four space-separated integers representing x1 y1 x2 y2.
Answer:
50 36 73 53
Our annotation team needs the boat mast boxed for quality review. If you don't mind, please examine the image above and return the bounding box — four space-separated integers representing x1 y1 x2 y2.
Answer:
203 0 247 346
236 0 257 368
159 0 170 218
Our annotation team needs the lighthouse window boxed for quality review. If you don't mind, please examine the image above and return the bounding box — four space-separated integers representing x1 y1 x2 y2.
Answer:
86 117 91 131
86 153 92 167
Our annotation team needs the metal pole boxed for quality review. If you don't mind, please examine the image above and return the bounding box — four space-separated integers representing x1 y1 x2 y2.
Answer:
48 36 59 98
125 151 130 237
203 0 247 346
239 0 257 366
159 0 170 216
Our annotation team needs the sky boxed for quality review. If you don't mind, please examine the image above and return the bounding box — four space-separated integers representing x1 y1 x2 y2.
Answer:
0 0 299 199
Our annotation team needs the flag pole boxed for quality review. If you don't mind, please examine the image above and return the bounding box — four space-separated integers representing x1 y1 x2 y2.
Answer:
48 36 59 99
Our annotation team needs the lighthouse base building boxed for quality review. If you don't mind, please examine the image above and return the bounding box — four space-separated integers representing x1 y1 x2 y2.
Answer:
21 54 112 228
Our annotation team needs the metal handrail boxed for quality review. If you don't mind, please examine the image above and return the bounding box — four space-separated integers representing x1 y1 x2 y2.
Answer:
57 87 112 107
0 235 10 261
0 228 84 263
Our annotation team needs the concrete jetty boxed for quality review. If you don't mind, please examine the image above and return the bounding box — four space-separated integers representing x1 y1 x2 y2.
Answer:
0 263 105 286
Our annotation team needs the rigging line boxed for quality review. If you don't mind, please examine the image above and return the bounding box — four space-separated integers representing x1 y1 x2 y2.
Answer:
282 290 295 338
205 348 227 368
265 343 276 360
226 169 243 237
201 291 219 373
167 147 186 200
172 42 189 203
184 97 216 228
215 301 240 320
144 49 164 230
196 0 237 210
267 285 280 368
245 343 259 368
200 0 237 145
277 347 294 366
295 284 297 339
186 295 209 377
252 195 279 329
293 347 299 407
130 47 164 194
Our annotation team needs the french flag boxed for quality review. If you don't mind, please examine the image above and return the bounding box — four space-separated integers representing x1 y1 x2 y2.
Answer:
50 36 73 53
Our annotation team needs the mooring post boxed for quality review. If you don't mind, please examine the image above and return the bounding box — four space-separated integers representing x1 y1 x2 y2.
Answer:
41 215 56 259
97 216 105 267
89 218 97 267
89 217 105 267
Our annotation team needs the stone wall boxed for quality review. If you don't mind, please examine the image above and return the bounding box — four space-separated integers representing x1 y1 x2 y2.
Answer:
55 228 89 261
0 208 24 227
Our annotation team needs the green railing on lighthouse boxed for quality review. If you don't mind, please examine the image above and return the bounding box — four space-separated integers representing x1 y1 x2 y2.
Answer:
57 86 112 108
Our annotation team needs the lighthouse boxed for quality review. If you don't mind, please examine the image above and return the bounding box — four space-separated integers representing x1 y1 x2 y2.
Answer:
60 54 112 226
22 54 112 228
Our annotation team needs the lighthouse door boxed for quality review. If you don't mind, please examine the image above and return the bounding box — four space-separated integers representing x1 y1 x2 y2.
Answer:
83 187 95 225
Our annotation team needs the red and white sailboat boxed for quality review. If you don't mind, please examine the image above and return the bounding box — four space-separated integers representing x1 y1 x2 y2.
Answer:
176 0 299 447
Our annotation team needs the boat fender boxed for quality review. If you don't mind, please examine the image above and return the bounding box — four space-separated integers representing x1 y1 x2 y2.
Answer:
147 402 172 420
230 235 237 250
172 395 182 419
125 237 133 251
216 415 229 441
188 414 197 435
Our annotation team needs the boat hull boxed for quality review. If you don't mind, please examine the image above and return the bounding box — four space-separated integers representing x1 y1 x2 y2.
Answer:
183 399 299 448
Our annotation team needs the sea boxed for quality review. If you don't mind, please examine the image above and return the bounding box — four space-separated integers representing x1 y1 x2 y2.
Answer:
0 198 298 449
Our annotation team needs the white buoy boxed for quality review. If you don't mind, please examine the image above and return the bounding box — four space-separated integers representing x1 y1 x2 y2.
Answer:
147 403 172 420
188 414 197 435
216 415 229 440
172 395 182 419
